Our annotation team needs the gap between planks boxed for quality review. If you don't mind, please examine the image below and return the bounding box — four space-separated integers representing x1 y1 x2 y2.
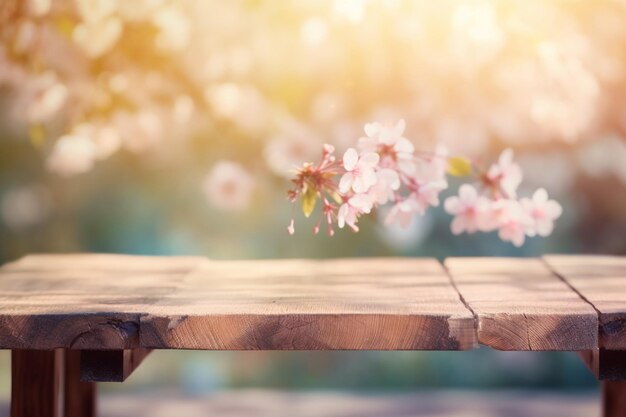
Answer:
541 257 603 317
444 257 599 351
543 255 626 350
441 261 480 336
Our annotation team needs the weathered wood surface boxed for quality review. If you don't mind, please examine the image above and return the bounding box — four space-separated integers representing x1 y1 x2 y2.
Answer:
445 258 598 351
0 254 203 349
0 255 476 350
544 255 626 350
11 349 63 417
140 258 477 350
81 348 152 382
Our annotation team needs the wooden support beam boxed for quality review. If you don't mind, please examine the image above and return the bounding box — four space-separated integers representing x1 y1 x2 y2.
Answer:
603 381 626 417
578 349 626 381
64 350 96 417
80 348 152 382
11 349 63 417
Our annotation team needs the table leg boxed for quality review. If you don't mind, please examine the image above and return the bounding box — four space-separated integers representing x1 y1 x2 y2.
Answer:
603 381 626 417
11 349 63 417
64 350 96 417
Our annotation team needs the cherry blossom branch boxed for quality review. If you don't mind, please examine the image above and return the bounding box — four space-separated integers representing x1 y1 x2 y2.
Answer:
287 120 562 247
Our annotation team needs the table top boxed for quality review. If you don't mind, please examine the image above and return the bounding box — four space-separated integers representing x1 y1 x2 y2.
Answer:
0 254 623 351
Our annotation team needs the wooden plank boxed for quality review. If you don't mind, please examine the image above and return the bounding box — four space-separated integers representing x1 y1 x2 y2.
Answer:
81 348 152 382
578 349 626 381
141 258 477 350
11 349 63 417
544 255 626 350
445 257 598 351
603 381 626 417
64 350 96 417
0 254 203 349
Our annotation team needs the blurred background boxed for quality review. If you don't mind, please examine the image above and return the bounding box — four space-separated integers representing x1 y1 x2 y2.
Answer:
1 0 625 415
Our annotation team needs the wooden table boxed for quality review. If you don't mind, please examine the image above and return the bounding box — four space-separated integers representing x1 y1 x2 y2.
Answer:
0 255 624 417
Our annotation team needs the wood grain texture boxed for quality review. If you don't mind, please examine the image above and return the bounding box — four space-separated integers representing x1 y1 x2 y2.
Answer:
11 349 63 417
64 350 96 417
445 257 598 351
81 349 152 382
0 254 203 349
544 255 626 350
140 258 477 350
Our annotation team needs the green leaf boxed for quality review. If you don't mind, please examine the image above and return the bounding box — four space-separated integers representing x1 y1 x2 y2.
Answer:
331 192 342 204
301 187 317 218
447 156 473 177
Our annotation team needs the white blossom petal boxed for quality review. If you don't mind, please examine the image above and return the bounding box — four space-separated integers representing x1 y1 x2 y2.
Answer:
343 148 359 171
444 196 461 214
358 152 380 168
363 122 379 138
338 173 354 193
394 137 414 154
458 184 478 201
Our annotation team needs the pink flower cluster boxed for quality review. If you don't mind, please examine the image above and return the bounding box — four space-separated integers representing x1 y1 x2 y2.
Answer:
288 120 562 246
444 149 562 247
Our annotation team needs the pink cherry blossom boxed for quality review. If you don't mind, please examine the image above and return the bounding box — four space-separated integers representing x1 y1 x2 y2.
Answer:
496 200 531 247
358 119 415 174
411 179 448 214
360 119 407 148
415 146 448 182
264 120 321 178
337 193 374 231
384 178 447 228
339 148 379 193
367 168 400 205
444 184 492 234
385 198 420 228
203 161 255 211
486 149 523 198
521 188 563 237
287 121 561 246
